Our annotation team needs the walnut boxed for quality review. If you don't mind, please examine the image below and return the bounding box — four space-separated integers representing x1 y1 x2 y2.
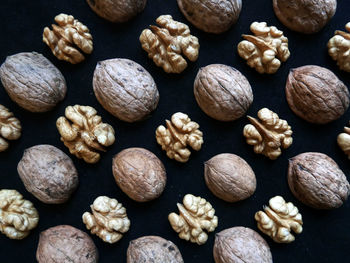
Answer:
0 189 39 240
0 104 21 152
255 196 303 243
237 22 290 74
43 14 93 64
338 123 350 159
82 196 130 244
328 23 350 72
156 112 203 162
243 108 292 160
139 15 199 73
168 194 218 245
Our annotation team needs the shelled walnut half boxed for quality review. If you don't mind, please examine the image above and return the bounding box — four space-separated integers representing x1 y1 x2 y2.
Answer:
328 23 350 72
0 104 21 152
338 123 350 158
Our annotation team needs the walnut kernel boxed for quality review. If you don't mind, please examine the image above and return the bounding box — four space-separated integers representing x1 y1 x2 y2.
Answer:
328 23 350 72
0 104 21 152
338 123 350 159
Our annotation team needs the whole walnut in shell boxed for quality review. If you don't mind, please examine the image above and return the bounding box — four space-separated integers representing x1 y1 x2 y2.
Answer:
17 144 78 204
0 52 66 112
93 58 159 122
204 153 256 202
194 64 253 121
112 147 166 202
285 65 349 124
288 152 350 209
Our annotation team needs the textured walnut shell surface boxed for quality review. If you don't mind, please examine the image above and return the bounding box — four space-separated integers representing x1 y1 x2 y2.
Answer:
285 65 349 124
127 236 184 263
194 64 253 121
213 227 273 263
288 152 350 209
36 225 98 263
204 153 256 202
0 52 66 112
93 58 159 122
112 147 166 202
17 144 78 204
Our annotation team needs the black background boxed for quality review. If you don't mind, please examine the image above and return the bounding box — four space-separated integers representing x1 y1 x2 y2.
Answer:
0 0 350 262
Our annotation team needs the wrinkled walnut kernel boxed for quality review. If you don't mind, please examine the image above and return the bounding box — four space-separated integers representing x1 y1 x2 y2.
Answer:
0 104 21 152
328 23 350 72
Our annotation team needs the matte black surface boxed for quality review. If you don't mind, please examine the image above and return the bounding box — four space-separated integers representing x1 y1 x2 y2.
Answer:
0 0 350 262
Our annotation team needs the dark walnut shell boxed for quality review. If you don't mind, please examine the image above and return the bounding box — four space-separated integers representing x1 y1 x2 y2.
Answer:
214 227 273 263
17 144 78 204
288 152 350 209
0 52 66 112
93 58 159 122
36 225 98 263
112 147 166 202
177 0 242 34
285 65 349 124
273 0 337 34
204 153 256 202
127 236 184 263
194 64 253 121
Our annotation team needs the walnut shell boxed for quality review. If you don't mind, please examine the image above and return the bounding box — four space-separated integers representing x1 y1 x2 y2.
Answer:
288 152 350 209
127 236 184 263
17 144 78 204
285 65 349 124
204 153 256 202
112 147 166 202
0 52 66 112
177 0 242 34
93 58 159 122
36 225 98 263
194 64 253 121
213 227 273 263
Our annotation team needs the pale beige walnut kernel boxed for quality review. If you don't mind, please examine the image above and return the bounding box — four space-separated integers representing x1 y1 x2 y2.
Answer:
243 108 292 160
338 123 350 159
168 194 218 245
56 105 115 164
0 105 21 152
43 14 93 64
328 23 350 72
255 196 303 243
83 196 130 244
140 15 199 73
0 189 39 240
238 22 290 74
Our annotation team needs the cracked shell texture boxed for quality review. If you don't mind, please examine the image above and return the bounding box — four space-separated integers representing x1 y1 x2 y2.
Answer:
177 0 242 34
36 225 98 263
213 227 273 263
127 236 184 263
285 65 349 124
0 52 66 112
17 144 78 204
288 152 350 209
204 153 256 202
112 147 166 202
194 64 253 121
93 58 159 122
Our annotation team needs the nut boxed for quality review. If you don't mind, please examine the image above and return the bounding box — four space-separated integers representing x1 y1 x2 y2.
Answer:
328 23 350 72
0 189 39 240
0 52 66 112
273 0 337 34
243 108 293 160
127 236 184 263
204 153 256 202
285 65 349 124
288 152 350 209
56 105 115 164
213 227 273 263
112 147 166 202
93 58 159 122
168 194 218 245
255 196 303 243
237 22 290 74
156 112 203 162
82 196 130 243
177 0 242 34
140 15 199 73
36 225 98 263
43 14 93 64
337 123 350 158
193 64 253 121
17 144 79 204
0 104 21 152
